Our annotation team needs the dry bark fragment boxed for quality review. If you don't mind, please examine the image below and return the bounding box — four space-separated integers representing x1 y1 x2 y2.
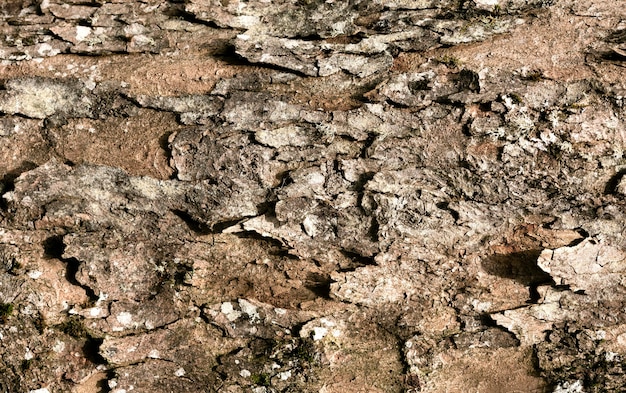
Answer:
1 0 626 392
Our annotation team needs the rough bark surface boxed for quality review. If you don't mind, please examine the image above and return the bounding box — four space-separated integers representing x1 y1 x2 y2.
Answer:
1 0 626 392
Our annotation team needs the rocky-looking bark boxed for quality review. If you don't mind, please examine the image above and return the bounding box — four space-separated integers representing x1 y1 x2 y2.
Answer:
1 0 626 392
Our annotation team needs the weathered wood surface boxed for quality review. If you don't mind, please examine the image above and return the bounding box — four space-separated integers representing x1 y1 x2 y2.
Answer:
1 0 626 392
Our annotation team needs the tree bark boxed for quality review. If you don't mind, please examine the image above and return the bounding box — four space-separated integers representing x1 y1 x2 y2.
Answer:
1 0 626 392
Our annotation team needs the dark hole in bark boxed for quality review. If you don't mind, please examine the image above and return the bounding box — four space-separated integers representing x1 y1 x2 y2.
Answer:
604 168 626 194
482 250 555 303
0 161 38 210
43 235 99 301
304 272 333 299
481 250 553 286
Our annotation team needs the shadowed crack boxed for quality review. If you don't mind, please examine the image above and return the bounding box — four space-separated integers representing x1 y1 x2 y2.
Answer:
604 168 626 195
172 209 245 235
338 249 377 272
304 272 333 299
0 161 38 211
43 235 99 302
481 250 555 304
481 250 554 287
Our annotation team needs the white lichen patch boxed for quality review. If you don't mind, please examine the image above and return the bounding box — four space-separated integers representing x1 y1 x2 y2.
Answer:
220 302 242 322
301 317 344 342
312 326 328 341
88 307 102 317
75 26 92 42
52 340 65 353
238 299 260 321
28 389 51 393
116 312 133 326
474 0 500 10
36 43 59 57
553 380 584 393
0 78 91 119
27 270 42 279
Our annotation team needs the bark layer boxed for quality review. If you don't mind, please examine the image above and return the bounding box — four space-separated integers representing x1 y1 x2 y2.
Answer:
1 0 626 392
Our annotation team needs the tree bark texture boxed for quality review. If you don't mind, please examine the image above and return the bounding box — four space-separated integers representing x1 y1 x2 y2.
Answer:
1 0 626 392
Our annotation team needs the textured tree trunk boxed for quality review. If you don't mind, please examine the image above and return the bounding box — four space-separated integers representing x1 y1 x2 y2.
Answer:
1 0 626 392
